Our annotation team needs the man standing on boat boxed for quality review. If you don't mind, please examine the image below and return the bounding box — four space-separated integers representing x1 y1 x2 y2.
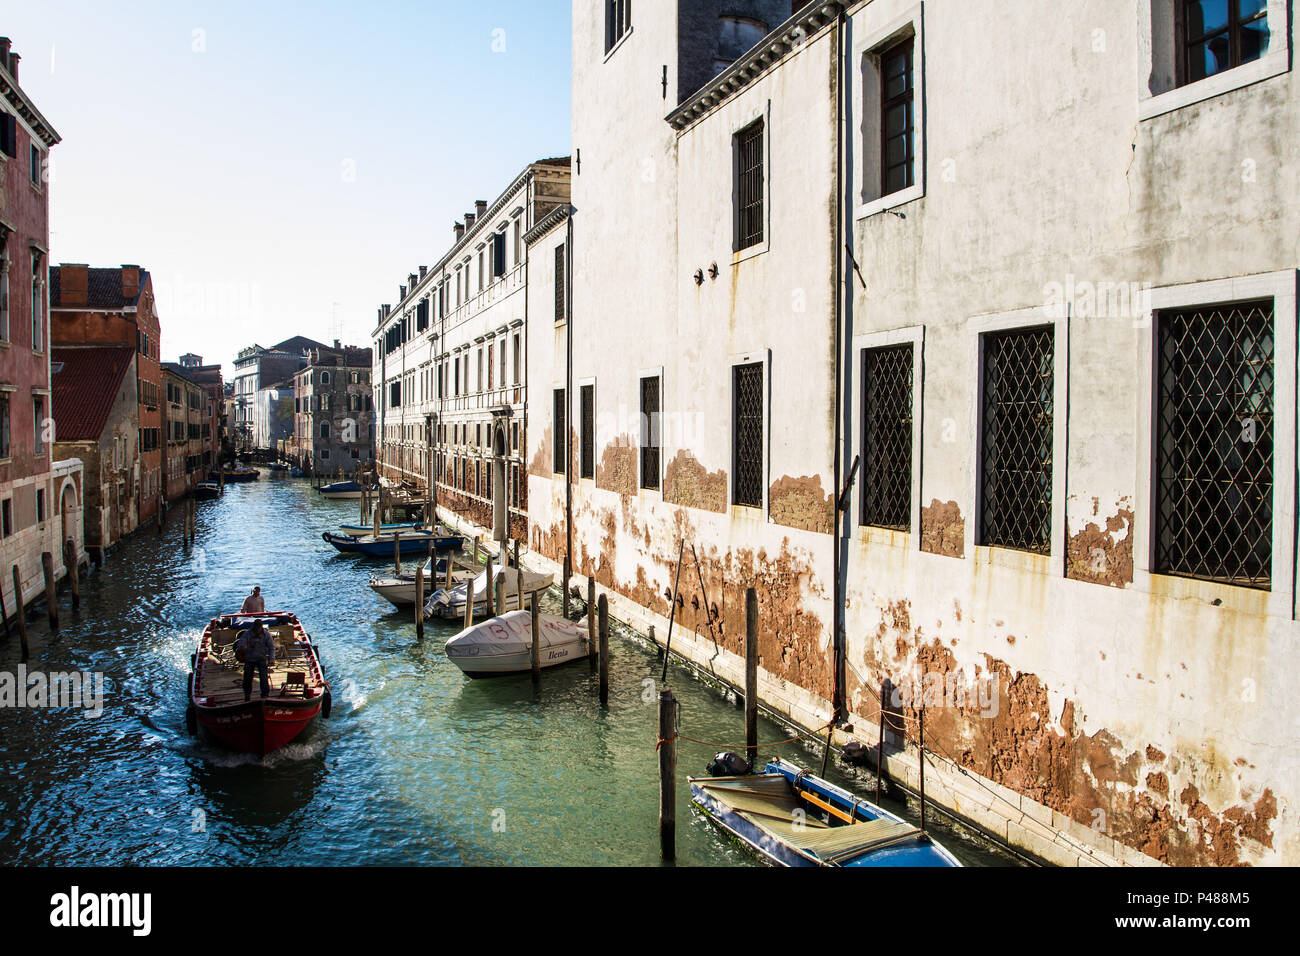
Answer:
241 586 265 614
238 621 276 701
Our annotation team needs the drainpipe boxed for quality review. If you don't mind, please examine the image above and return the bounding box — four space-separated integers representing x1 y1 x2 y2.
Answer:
564 206 575 565
830 6 848 722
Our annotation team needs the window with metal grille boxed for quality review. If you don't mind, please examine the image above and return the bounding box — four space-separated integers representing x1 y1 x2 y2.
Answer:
1156 299 1274 588
553 388 566 474
734 119 764 251
861 344 913 529
733 362 764 507
606 0 631 53
881 36 915 196
640 376 660 490
554 243 566 322
1181 0 1268 86
580 384 595 480
980 326 1054 553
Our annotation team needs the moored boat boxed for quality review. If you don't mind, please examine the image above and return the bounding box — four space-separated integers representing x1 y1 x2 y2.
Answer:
322 529 461 558
690 758 962 867
338 520 424 537
444 608 589 677
185 610 331 755
193 481 221 500
210 465 260 482
318 480 364 499
368 556 476 608
424 566 554 620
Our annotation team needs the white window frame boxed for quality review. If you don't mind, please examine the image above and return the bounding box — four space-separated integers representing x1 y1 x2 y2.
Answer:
1134 269 1298 619
852 0 926 221
1139 0 1291 120
850 325 924 543
966 305 1069 574
731 100 771 263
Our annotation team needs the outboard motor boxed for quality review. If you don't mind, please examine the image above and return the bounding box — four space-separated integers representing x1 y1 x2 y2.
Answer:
707 752 752 777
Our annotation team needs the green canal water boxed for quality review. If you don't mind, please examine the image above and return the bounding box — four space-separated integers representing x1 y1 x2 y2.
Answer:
0 478 1017 866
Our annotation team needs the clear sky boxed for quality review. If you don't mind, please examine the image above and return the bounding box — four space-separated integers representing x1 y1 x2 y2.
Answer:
6 1 571 378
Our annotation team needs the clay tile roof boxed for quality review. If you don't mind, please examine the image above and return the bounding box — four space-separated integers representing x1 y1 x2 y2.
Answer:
49 267 151 310
51 346 135 442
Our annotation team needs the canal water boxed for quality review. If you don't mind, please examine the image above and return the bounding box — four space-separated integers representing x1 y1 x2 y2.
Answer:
0 478 1016 866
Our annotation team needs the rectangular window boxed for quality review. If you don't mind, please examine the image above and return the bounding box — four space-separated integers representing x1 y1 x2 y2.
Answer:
861 344 913 530
30 254 41 351
36 488 45 523
513 333 522 385
33 395 45 453
492 232 506 278
734 119 764 251
732 362 764 507
639 375 660 490
881 37 915 195
605 0 631 53
1156 298 1274 588
1182 0 1269 85
320 421 330 439
580 384 595 480
1 499 11 538
512 219 522 265
0 254 10 341
0 112 16 157
554 243 566 322
0 395 9 459
553 388 567 474
30 143 40 185
979 326 1054 553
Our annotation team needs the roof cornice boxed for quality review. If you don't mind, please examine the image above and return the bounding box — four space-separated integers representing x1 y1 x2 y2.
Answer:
666 1 844 132
0 65 60 147
523 203 570 246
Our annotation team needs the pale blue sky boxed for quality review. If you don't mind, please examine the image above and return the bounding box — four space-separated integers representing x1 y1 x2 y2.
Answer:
8 1 571 377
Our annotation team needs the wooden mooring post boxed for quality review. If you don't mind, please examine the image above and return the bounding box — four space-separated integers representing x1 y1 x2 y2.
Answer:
745 587 758 768
12 566 28 662
393 532 401 575
0 572 9 640
530 594 541 683
586 579 596 662
415 555 425 640
919 706 927 833
658 687 677 861
562 554 570 619
598 594 609 706
485 556 495 616
494 572 505 622
463 567 475 630
41 552 58 630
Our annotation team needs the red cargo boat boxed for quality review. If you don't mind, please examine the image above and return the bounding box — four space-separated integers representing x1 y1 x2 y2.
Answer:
186 611 332 755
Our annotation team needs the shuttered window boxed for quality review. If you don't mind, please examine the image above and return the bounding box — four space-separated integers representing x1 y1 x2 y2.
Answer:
580 384 595 480
553 388 567 474
554 243 566 322
640 376 660 490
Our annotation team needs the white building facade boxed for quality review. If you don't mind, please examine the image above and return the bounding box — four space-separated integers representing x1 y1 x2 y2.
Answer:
522 0 1300 866
373 159 571 546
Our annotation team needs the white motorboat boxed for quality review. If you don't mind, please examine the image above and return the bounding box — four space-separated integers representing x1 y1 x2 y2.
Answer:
369 556 476 608
444 609 590 677
424 566 554 620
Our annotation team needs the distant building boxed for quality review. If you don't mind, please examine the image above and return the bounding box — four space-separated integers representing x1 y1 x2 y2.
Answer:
372 158 570 544
161 364 207 499
172 354 223 470
1 37 85 612
254 378 294 453
231 335 326 452
288 343 373 477
50 263 163 522
51 346 138 552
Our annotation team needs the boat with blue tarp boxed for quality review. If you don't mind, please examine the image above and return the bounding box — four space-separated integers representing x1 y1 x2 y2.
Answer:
690 757 961 867
322 530 461 558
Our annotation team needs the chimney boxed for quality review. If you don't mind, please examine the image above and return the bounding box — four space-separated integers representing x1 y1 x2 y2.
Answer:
382 304 391 318
419 265 427 280
59 263 89 308
475 199 487 218
399 284 406 300
408 272 418 290
6 52 17 84
0 40 10 75
454 221 465 241
333 339 340 349
464 212 476 230
121 264 141 302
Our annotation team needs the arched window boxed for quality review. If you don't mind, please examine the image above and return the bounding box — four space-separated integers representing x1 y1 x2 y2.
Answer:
320 371 330 385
